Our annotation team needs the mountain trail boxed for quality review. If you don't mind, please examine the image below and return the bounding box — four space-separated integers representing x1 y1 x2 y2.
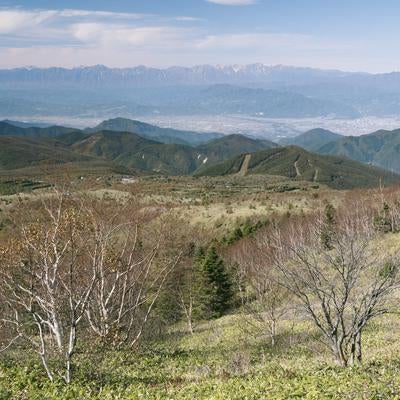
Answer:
238 154 251 176
294 159 301 177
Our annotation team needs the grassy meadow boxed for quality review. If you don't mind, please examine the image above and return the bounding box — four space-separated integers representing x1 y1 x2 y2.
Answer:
1 171 400 399
1 311 400 399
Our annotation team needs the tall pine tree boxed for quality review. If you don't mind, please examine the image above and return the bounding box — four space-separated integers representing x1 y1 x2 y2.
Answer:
179 245 234 328
202 245 233 318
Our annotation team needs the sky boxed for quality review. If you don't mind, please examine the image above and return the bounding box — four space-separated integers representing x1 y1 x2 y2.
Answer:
0 0 400 72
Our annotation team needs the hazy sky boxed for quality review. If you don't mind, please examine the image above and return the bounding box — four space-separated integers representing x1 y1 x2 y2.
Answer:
1 0 399 72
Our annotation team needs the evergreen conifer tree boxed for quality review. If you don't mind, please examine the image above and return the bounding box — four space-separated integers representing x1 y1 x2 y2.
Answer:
202 245 233 318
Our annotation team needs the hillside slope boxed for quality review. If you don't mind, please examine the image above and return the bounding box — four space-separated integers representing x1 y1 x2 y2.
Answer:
318 128 400 173
68 130 160 158
0 118 223 147
195 146 400 189
87 118 222 145
196 134 277 166
0 136 91 170
56 130 204 175
279 128 343 151
55 131 278 175
0 121 78 137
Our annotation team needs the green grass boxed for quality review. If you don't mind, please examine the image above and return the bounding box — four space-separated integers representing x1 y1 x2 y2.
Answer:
1 314 400 399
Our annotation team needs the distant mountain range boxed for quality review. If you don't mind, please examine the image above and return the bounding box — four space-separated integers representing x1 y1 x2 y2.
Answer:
5 64 400 120
0 120 275 175
1 118 399 189
4 64 400 92
6 118 400 176
0 64 355 87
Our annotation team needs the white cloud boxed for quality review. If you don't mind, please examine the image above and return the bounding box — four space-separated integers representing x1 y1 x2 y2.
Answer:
71 23 188 48
0 8 149 37
70 23 103 43
174 16 204 22
0 7 170 51
58 9 148 19
0 6 371 71
205 0 256 5
0 8 196 48
196 32 355 52
196 33 311 49
0 10 57 34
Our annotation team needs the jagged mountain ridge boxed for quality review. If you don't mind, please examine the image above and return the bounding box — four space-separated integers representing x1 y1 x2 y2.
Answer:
0 64 355 86
3 64 400 91
6 64 400 119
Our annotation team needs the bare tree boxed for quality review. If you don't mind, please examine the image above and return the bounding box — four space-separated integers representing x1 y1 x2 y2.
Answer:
373 186 400 233
247 272 287 347
0 191 180 382
177 263 195 334
225 237 289 346
84 212 180 346
0 191 96 383
268 213 400 366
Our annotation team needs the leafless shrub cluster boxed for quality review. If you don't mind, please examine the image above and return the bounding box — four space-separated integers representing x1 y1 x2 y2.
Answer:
269 211 399 366
226 196 400 366
0 189 181 382
225 238 288 347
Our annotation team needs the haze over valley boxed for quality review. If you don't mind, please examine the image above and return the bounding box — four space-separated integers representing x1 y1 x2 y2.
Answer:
5 64 400 140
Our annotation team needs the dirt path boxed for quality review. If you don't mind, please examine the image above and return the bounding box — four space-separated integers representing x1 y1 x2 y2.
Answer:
294 159 301 177
238 154 252 176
